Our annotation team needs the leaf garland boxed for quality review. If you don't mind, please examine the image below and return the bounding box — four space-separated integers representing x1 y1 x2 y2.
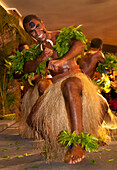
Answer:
5 25 87 85
5 44 51 85
93 74 111 93
53 25 87 58
58 130 99 152
96 53 117 75
94 53 117 93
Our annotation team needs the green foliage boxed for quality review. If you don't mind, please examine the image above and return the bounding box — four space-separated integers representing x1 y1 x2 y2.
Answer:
32 166 39 168
108 159 114 162
43 143 50 158
15 141 21 145
53 25 87 58
0 5 7 16
0 72 8 115
0 5 35 82
5 25 87 85
5 44 51 85
16 147 20 150
0 113 16 120
96 53 117 75
90 159 96 164
93 74 111 93
0 71 20 117
36 59 50 78
6 92 17 109
3 155 10 161
94 53 117 93
58 130 99 152
104 53 117 71
6 44 41 74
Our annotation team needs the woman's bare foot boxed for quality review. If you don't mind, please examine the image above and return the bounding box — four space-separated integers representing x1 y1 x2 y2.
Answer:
64 144 85 164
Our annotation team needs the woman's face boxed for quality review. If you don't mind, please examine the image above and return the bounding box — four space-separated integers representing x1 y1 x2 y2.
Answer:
25 19 47 42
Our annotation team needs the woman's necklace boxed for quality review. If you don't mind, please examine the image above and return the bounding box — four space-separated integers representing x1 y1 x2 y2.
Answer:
40 39 53 51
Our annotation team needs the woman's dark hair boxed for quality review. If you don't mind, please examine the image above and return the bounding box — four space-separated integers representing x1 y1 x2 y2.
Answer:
91 38 103 48
23 15 41 32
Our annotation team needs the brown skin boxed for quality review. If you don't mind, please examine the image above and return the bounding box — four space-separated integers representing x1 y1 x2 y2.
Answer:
23 19 59 95
24 18 105 164
78 48 105 79
23 47 54 95
62 77 85 163
37 78 52 96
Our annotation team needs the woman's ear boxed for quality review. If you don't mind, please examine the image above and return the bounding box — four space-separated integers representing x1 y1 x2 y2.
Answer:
41 20 44 24
41 21 47 32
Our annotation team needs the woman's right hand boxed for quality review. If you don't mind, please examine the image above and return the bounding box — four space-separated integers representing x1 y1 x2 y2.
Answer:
42 47 53 61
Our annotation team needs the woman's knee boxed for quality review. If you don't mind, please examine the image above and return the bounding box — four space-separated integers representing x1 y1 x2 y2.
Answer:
62 77 82 97
38 79 52 96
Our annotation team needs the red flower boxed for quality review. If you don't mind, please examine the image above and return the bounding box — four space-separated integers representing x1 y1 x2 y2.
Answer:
109 98 117 111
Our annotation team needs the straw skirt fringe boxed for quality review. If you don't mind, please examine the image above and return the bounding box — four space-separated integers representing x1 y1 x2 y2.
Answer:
20 72 115 160
31 73 109 141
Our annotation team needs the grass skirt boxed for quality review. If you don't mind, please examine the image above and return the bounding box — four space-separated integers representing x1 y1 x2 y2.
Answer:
20 73 116 160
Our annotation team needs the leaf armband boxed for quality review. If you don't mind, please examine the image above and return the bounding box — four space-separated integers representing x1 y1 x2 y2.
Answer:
5 44 51 85
58 130 99 152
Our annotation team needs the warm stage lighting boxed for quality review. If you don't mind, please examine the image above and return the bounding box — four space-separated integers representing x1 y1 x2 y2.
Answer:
0 2 22 18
